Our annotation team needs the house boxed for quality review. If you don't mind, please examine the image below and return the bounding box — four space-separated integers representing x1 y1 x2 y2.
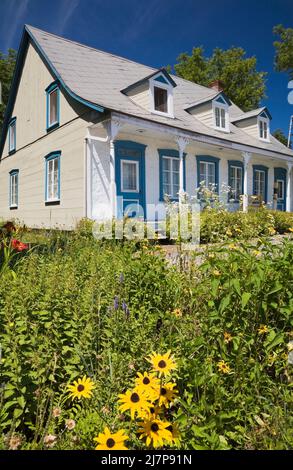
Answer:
0 25 293 230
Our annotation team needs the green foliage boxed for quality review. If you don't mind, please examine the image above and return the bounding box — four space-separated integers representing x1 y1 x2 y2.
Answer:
0 49 17 133
274 25 293 79
174 47 267 111
272 129 288 146
0 229 292 450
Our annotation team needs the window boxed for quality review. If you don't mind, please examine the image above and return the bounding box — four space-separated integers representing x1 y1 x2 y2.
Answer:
196 156 220 193
150 74 174 117
276 179 284 200
253 165 268 203
121 160 139 192
159 149 185 201
258 113 270 141
8 118 16 154
9 170 19 208
45 152 61 203
154 86 168 113
228 161 243 201
212 96 229 132
46 82 60 131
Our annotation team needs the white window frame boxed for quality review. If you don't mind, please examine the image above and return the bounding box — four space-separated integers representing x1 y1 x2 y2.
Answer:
258 115 270 141
8 120 16 153
46 156 60 202
199 161 216 187
254 169 266 200
120 159 139 193
212 98 230 132
276 179 284 200
10 172 18 208
230 165 243 200
162 155 180 199
149 75 174 118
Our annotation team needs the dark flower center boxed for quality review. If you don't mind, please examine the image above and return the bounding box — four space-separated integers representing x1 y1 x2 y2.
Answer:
130 393 140 403
160 387 167 396
77 385 85 392
150 407 155 414
167 425 173 432
143 377 150 385
151 423 159 432
158 360 167 369
106 438 115 448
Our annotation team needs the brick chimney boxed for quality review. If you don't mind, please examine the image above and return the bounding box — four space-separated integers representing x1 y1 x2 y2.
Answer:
208 79 225 92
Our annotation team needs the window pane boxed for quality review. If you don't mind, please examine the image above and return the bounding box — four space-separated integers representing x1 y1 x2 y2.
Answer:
207 163 215 185
154 86 168 113
199 162 206 183
215 107 220 127
9 122 16 151
49 89 58 125
220 108 226 128
122 161 138 191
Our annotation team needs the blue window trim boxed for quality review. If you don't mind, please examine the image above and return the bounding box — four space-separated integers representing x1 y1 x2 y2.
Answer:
45 151 61 204
8 117 16 155
253 164 268 203
46 81 60 132
9 169 19 208
196 155 220 192
228 160 244 202
158 149 186 202
114 140 147 218
274 167 287 211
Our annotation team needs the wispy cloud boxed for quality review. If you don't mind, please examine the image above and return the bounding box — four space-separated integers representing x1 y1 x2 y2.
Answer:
121 0 163 43
3 0 30 51
55 0 80 35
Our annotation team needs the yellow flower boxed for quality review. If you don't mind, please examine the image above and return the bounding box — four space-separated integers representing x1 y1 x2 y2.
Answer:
118 389 151 420
288 227 293 233
213 269 221 277
167 422 181 446
228 243 237 250
147 351 177 377
158 382 178 408
208 253 215 259
135 372 160 400
226 229 232 237
223 332 233 344
172 308 182 318
138 417 173 448
67 376 95 400
234 227 242 233
94 427 128 450
252 250 261 257
268 227 276 235
217 360 231 374
258 324 269 335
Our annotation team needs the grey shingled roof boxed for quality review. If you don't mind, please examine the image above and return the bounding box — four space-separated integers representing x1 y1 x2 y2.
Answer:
27 25 293 158
231 107 272 123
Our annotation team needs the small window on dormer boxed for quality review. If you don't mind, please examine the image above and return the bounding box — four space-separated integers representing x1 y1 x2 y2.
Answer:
154 86 168 113
258 113 270 141
150 73 174 118
213 96 229 132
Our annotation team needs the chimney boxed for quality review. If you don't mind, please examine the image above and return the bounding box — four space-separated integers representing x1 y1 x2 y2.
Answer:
208 79 225 92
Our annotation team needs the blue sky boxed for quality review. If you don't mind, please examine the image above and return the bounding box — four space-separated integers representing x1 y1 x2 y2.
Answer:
0 0 292 135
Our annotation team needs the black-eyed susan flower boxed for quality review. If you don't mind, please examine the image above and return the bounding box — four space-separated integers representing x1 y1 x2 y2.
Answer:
94 427 128 450
118 389 151 420
147 351 177 377
258 324 269 335
217 360 231 374
135 372 160 400
67 376 95 400
223 332 233 344
158 382 178 408
138 404 162 420
138 417 172 448
172 308 182 318
166 422 181 447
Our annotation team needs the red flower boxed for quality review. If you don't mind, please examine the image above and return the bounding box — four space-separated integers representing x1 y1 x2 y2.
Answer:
11 239 28 252
3 222 16 233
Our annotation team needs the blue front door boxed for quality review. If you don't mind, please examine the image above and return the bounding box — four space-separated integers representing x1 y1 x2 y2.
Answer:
274 168 286 211
115 141 146 219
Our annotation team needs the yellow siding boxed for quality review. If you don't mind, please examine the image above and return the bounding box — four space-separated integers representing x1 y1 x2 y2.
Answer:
127 83 150 110
190 102 214 127
236 117 259 139
0 41 95 229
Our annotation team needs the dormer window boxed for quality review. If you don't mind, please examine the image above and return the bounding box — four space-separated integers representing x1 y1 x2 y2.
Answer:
258 112 270 141
212 95 230 132
150 73 174 118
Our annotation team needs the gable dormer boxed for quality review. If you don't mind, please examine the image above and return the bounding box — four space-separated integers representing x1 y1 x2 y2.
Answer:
231 107 272 142
121 69 176 118
185 91 231 133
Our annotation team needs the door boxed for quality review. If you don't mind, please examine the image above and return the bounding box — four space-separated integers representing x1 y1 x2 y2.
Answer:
115 141 146 219
274 168 286 211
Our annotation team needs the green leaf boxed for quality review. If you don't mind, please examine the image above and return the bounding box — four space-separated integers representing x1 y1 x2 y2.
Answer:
241 292 251 308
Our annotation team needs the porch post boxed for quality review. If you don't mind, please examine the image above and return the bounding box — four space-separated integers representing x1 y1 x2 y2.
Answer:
176 137 189 203
286 162 293 212
108 119 122 218
242 151 252 212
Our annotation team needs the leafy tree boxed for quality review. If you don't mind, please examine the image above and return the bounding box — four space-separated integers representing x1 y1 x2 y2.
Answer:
274 25 293 79
174 47 267 111
272 128 288 146
0 49 17 134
